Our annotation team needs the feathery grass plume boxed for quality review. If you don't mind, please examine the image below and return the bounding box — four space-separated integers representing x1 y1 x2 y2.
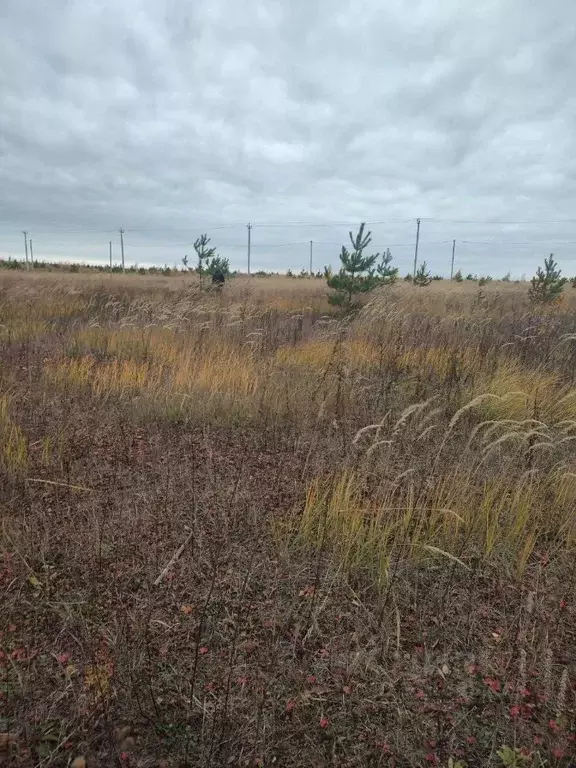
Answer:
526 441 554 454
365 439 394 456
417 406 443 429
522 428 553 442
420 544 470 570
352 420 388 445
448 393 505 431
478 420 548 446
392 397 438 435
558 420 576 433
480 431 526 456
416 424 438 441
391 468 416 485
466 419 509 447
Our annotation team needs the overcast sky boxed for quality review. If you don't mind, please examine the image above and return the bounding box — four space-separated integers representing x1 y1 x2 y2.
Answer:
1 0 576 276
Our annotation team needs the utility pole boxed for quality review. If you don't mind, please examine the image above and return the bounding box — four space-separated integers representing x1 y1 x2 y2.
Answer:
119 228 125 273
309 240 313 275
22 231 29 269
450 239 456 280
29 238 34 268
412 218 420 279
109 240 113 270
247 223 252 276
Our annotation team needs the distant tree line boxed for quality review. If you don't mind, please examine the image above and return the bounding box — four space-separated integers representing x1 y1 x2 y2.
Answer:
0 257 181 276
2 235 574 306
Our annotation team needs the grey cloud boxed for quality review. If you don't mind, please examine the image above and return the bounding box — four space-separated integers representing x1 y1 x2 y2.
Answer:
1 0 576 276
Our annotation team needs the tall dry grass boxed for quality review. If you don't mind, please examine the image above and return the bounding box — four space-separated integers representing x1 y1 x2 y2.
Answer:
296 396 576 584
2 272 576 765
1 272 572 571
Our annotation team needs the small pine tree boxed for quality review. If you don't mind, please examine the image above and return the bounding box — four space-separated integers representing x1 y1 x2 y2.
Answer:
413 261 432 287
528 253 566 304
183 234 218 287
453 269 463 282
502 271 511 282
204 255 230 277
376 248 398 285
327 223 396 310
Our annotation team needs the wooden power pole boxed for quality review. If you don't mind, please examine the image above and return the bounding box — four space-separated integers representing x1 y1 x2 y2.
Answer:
119 228 125 273
22 231 29 269
412 218 420 279
247 223 252 276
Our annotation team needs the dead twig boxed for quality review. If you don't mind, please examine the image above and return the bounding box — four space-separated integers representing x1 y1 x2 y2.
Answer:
153 528 194 586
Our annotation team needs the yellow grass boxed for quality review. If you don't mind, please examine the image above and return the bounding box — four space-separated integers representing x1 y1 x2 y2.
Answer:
0 319 48 344
472 359 576 422
47 337 261 415
274 339 380 370
396 345 483 379
298 463 576 584
4 271 576 576
0 395 27 473
172 344 260 399
71 326 167 359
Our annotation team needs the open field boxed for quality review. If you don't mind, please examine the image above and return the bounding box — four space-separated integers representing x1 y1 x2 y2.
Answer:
1 273 576 767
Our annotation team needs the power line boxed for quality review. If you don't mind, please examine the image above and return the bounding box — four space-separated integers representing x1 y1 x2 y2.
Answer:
461 239 576 245
419 217 576 225
125 223 245 232
5 216 576 278
252 219 414 227
128 241 312 249
5 217 576 236
5 233 576 251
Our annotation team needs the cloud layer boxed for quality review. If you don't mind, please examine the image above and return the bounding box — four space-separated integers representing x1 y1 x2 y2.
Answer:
1 0 576 275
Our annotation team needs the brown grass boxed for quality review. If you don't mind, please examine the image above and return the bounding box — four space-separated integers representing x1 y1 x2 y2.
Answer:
1 273 576 767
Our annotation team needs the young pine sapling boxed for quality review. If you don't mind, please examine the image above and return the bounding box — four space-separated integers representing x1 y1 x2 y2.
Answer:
327 223 397 311
529 253 566 304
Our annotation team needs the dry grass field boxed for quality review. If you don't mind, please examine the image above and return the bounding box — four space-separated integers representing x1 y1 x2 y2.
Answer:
1 272 576 767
